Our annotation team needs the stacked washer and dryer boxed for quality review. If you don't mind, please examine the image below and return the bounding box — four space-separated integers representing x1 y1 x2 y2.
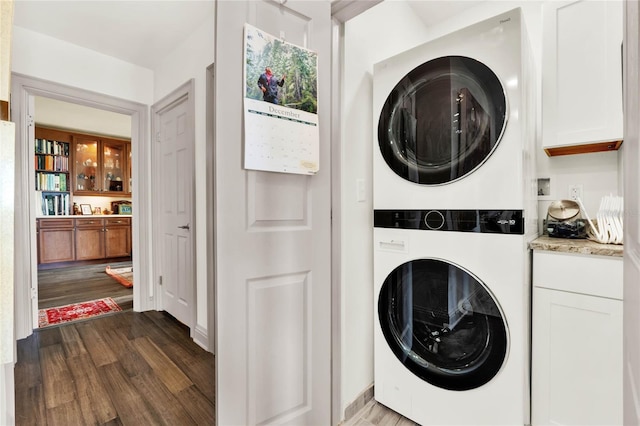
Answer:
373 8 537 426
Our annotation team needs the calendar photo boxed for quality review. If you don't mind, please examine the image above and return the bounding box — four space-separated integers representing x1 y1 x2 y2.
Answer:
243 23 319 175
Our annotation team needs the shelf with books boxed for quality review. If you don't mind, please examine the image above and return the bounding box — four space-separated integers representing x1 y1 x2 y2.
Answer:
35 134 71 216
39 191 71 216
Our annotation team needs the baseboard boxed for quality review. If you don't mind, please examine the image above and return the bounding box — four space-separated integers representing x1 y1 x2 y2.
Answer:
343 383 374 422
193 324 212 353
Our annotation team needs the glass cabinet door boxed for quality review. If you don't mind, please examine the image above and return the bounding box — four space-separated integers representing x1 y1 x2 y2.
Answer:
74 138 99 192
103 141 125 193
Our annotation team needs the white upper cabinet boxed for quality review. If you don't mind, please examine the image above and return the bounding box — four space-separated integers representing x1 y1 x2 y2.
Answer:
542 0 623 156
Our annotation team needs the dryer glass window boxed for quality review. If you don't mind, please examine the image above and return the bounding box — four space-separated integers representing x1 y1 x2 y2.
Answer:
378 258 508 391
378 56 507 185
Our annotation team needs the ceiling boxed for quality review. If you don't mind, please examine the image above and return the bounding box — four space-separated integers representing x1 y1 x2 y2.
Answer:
13 0 472 134
12 0 215 69
13 1 474 70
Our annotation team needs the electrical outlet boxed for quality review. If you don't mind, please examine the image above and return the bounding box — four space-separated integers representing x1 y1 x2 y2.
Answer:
569 184 583 201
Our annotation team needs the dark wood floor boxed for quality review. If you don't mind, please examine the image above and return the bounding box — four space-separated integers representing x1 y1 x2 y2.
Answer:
15 310 216 425
38 260 134 310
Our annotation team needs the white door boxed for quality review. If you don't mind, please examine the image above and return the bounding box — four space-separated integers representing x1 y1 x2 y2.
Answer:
214 1 332 425
623 2 640 423
152 81 195 330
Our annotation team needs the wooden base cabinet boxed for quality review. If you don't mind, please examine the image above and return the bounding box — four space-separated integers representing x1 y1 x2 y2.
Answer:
104 217 131 258
75 218 105 261
37 217 131 264
532 250 623 425
37 218 75 263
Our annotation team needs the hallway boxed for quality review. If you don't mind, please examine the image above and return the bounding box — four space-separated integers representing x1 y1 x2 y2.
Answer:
14 310 215 424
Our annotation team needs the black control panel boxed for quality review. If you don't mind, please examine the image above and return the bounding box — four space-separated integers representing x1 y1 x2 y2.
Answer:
374 209 525 235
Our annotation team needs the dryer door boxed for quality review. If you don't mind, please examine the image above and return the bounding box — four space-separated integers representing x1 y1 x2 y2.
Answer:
378 258 508 391
378 56 507 185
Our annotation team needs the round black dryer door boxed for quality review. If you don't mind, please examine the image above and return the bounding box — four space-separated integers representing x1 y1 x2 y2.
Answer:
378 259 508 391
378 56 507 185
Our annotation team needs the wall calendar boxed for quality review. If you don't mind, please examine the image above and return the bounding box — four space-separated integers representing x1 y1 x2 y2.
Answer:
243 23 319 175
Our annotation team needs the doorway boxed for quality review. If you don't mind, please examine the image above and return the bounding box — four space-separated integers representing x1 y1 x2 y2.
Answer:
34 96 134 323
12 73 152 340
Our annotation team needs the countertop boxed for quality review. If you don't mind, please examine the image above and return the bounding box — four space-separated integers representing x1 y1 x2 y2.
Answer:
529 235 623 257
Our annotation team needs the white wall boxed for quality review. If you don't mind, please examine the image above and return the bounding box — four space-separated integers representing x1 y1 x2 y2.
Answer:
340 0 621 416
153 12 215 343
340 0 430 415
11 26 153 105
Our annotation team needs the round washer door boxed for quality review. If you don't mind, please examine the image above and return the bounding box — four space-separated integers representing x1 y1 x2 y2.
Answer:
378 258 508 391
378 56 507 185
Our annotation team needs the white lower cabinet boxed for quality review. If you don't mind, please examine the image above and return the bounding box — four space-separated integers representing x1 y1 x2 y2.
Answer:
532 250 623 425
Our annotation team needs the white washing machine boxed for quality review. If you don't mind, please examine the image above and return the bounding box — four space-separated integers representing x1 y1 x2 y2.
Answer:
373 8 536 212
374 211 532 425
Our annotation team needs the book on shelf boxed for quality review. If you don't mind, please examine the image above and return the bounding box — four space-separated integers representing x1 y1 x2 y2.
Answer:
35 138 70 156
36 172 68 192
40 193 70 216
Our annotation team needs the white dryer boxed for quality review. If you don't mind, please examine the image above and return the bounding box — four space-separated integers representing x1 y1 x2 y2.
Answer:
374 210 531 425
373 8 536 211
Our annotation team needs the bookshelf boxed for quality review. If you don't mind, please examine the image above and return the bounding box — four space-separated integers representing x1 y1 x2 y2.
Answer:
35 136 71 216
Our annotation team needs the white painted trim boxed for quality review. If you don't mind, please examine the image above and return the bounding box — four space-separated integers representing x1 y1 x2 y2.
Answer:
150 79 197 338
10 73 151 340
331 17 343 426
331 0 383 23
0 362 15 426
205 63 216 354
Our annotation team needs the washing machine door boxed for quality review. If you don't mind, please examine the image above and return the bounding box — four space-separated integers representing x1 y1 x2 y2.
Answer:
378 56 507 185
378 258 508 391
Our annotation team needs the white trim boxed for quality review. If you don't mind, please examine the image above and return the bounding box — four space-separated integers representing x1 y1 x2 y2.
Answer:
0 362 14 426
206 63 216 354
331 17 343 426
331 0 383 23
10 73 151 340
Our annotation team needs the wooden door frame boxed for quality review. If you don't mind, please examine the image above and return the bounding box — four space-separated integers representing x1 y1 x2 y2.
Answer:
150 79 198 342
11 73 151 340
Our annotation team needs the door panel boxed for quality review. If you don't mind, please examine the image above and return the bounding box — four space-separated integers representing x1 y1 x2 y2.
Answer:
154 87 194 330
215 1 331 425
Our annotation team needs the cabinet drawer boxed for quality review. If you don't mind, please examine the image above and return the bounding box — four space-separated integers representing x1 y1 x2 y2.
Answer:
38 218 75 229
533 250 622 299
105 217 131 226
75 218 104 228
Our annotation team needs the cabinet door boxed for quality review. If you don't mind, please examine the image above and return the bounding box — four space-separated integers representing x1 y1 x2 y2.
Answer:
532 287 622 425
542 0 623 153
102 140 127 194
73 137 101 193
75 220 105 260
104 224 131 257
38 219 75 264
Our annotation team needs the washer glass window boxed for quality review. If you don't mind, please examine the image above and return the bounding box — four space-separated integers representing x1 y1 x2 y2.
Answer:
378 258 508 391
378 56 507 185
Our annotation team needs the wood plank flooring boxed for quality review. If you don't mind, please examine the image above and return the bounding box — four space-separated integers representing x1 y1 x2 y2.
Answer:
38 261 133 310
15 310 216 425
341 400 418 426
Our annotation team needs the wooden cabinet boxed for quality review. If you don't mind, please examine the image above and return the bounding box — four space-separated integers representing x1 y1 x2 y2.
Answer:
75 218 105 261
542 0 623 156
37 219 75 263
532 250 622 425
104 217 131 257
73 135 130 195
37 217 132 264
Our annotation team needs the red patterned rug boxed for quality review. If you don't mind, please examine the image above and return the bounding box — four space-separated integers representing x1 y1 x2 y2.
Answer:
38 297 122 328
105 265 133 288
